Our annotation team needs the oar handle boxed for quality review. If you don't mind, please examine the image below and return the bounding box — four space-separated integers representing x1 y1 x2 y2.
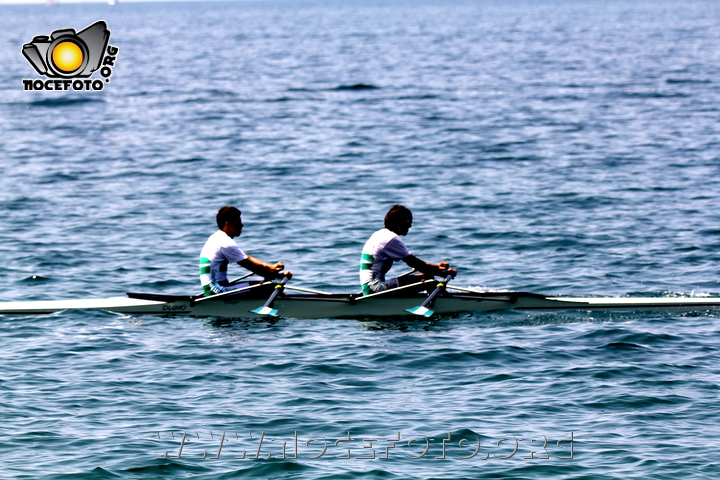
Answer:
228 271 257 285
438 266 456 279
397 268 418 278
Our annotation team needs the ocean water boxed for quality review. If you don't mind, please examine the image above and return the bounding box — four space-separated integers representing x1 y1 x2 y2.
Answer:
2 0 720 478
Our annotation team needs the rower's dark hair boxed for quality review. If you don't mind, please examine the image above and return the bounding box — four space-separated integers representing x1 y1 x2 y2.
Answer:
385 204 412 231
217 206 241 229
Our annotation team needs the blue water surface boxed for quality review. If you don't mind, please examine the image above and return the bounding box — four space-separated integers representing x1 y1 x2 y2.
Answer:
1 0 720 478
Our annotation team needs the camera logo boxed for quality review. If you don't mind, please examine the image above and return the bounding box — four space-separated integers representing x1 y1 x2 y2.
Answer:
22 21 119 92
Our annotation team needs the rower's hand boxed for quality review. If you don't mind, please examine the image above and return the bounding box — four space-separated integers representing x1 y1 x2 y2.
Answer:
265 270 291 281
266 262 290 280
438 262 457 278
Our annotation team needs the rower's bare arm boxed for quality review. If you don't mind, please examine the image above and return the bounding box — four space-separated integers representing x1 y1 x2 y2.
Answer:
239 256 291 279
402 255 457 277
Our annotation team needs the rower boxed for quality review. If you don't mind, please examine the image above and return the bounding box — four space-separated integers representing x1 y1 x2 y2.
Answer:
359 204 457 296
199 206 292 297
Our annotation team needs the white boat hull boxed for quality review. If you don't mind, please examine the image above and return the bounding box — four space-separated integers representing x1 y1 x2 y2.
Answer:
2 291 720 319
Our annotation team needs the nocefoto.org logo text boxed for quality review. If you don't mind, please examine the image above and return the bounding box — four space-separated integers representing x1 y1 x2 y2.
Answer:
22 20 119 91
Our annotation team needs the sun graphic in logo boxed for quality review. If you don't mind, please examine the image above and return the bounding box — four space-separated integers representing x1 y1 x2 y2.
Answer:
51 41 84 73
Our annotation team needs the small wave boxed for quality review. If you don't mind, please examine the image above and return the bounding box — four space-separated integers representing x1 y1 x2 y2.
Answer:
666 78 711 84
19 275 52 283
160 157 207 165
28 97 105 108
38 172 82 184
1 196 49 210
613 91 691 99
396 94 440 100
602 341 644 350
264 96 295 102
334 84 379 91
28 466 121 480
124 462 212 476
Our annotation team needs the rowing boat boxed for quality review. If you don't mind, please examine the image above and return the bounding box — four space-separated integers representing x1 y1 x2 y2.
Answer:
1 281 719 319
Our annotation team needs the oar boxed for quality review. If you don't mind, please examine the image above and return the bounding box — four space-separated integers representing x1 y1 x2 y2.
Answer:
397 268 418 279
284 285 334 295
405 274 454 317
196 271 256 295
227 271 257 285
194 280 272 304
250 276 290 316
355 278 437 301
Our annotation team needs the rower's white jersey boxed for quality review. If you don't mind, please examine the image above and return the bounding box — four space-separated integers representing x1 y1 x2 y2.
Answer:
359 228 411 291
199 230 248 296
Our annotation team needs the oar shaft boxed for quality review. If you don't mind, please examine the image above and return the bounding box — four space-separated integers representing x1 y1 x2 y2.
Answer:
195 281 272 303
355 279 437 301
228 272 257 285
445 285 484 294
250 275 290 316
405 274 455 317
196 272 257 295
421 274 454 307
397 268 418 278
284 285 334 295
265 276 289 306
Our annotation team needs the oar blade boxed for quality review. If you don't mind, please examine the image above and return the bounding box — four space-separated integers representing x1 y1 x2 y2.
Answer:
250 305 279 316
249 275 290 316
403 274 455 318
404 305 434 317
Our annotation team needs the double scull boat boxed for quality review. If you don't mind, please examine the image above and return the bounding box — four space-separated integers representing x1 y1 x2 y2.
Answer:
0 278 719 319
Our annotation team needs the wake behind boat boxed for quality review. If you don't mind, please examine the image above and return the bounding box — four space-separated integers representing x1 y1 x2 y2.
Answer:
1 278 719 319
